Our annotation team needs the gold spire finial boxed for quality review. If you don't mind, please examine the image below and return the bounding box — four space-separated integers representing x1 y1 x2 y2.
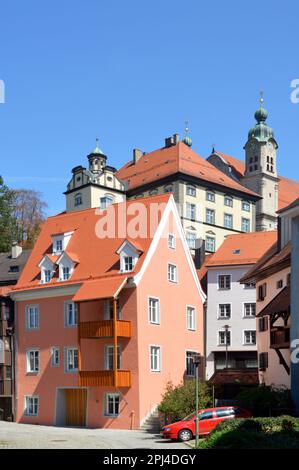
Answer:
260 90 264 105
184 120 189 135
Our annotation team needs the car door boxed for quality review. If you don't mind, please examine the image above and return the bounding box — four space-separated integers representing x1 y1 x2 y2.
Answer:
197 411 214 434
212 408 235 430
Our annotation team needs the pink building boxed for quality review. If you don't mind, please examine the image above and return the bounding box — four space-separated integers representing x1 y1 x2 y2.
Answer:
12 194 205 428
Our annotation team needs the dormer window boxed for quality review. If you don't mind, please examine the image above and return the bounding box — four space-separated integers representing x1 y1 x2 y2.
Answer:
44 269 52 283
56 252 78 282
124 257 133 272
38 256 55 284
116 240 142 273
52 232 73 255
62 267 70 280
55 240 63 253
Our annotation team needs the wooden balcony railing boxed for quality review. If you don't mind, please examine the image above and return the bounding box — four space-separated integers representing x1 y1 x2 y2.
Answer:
270 327 290 349
79 320 132 339
78 370 131 388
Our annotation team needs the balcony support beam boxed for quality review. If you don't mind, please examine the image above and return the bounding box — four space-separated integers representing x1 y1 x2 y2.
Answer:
113 297 118 388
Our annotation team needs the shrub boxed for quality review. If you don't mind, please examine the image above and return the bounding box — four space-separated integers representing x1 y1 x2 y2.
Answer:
158 379 212 423
236 385 292 416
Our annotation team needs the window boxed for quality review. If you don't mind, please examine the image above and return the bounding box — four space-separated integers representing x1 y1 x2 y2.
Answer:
244 330 256 345
65 348 78 372
216 408 235 418
123 256 133 272
224 213 233 229
9 265 19 273
186 306 196 330
150 346 161 372
258 283 267 301
62 266 70 280
186 185 196 197
224 196 233 207
104 299 122 320
199 411 213 420
259 352 268 371
74 193 82 207
242 218 250 232
186 203 196 220
64 302 77 327
51 347 60 367
164 185 173 193
55 239 63 253
105 393 120 416
100 195 114 209
206 208 215 224
206 191 215 202
206 236 216 252
27 350 39 373
186 232 196 249
218 330 231 346
218 304 231 319
24 396 39 416
218 275 231 290
242 201 250 212
277 279 283 289
244 282 255 289
186 351 196 377
105 345 121 370
26 305 39 330
168 263 178 283
6 366 12 379
259 316 268 332
244 303 256 318
149 298 160 324
168 234 175 249
44 269 52 283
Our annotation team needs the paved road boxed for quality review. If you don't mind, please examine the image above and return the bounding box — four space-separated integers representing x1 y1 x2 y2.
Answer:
0 422 189 449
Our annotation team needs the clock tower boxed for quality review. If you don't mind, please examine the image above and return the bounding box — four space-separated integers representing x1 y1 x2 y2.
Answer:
242 96 279 231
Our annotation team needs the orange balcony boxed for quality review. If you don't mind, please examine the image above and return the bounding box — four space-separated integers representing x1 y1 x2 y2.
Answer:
79 320 132 339
79 370 131 387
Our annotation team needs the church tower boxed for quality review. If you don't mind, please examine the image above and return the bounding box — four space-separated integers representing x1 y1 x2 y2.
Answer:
242 95 279 231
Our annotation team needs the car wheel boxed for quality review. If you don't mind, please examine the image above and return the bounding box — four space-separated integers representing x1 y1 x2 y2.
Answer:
178 429 193 442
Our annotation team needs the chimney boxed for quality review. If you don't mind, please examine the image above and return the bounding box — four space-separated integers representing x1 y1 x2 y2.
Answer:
194 238 206 269
164 133 180 148
11 241 22 259
133 149 143 164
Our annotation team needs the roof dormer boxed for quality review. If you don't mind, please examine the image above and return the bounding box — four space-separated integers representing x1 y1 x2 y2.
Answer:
116 240 143 273
52 231 74 255
56 252 79 282
38 255 58 284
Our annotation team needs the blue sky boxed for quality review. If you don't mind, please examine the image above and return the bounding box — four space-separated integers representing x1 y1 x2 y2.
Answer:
1 0 299 215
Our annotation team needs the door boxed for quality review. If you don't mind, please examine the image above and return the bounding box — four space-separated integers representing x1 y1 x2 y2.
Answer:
197 410 214 434
65 389 87 427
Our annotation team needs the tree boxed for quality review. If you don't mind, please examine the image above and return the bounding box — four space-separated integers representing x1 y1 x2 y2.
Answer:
12 189 47 248
0 176 18 252
158 380 212 423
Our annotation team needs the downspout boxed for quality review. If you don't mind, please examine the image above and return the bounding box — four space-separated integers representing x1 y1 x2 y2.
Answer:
113 298 118 388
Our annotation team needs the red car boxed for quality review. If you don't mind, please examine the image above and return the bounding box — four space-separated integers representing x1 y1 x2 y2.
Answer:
161 406 252 441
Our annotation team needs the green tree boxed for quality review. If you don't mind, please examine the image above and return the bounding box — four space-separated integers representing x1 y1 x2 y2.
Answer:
158 380 212 423
0 176 18 252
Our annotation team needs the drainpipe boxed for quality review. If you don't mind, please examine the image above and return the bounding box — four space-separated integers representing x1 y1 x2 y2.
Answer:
77 302 82 382
113 298 118 388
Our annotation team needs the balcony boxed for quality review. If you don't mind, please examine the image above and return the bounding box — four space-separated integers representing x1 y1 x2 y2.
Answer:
270 327 290 349
78 370 131 387
79 320 132 339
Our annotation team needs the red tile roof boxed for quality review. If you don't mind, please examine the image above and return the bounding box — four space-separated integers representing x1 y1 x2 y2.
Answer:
213 152 299 211
13 193 171 293
117 142 259 198
257 285 290 317
205 231 277 267
73 276 127 302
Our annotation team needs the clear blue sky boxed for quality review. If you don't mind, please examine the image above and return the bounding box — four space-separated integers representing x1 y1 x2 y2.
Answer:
1 0 299 215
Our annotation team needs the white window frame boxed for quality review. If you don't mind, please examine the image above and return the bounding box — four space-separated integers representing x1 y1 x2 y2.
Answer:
242 217 250 233
123 256 133 272
206 208 215 225
55 239 63 253
50 347 60 367
64 301 78 327
25 305 39 330
242 201 250 212
243 303 256 318
168 233 176 249
224 213 233 229
24 396 39 416
74 193 82 207
185 350 198 377
243 330 256 345
218 330 231 346
206 191 215 202
218 274 231 290
26 349 40 374
150 345 161 372
100 195 114 210
104 345 121 370
62 266 70 281
206 235 216 252
218 303 231 319
186 185 196 197
148 297 160 325
103 299 122 320
186 203 196 220
224 196 233 207
65 347 78 373
167 263 178 283
105 393 120 417
186 231 196 249
186 305 196 331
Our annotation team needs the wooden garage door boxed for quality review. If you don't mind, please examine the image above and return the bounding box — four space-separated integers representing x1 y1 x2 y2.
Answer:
65 389 87 427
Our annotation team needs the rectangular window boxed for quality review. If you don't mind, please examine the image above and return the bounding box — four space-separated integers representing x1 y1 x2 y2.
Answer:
224 213 233 229
218 331 231 346
206 208 215 224
244 330 256 345
206 236 216 252
186 203 196 220
244 303 256 318
26 305 39 330
186 186 196 197
224 196 233 207
186 232 196 249
104 345 121 370
64 302 77 327
44 269 52 283
27 349 39 373
104 299 122 320
168 263 178 283
65 348 78 372
206 191 215 202
242 201 250 212
186 306 196 330
51 347 60 367
100 196 113 209
258 283 267 301
105 393 120 416
218 275 231 290
55 239 63 252
24 396 39 416
6 366 12 379
259 316 268 332
62 266 70 280
218 304 231 319
242 218 250 232
150 346 161 372
124 256 133 272
186 351 196 377
168 234 175 249
149 298 160 324
259 352 268 371
277 279 283 289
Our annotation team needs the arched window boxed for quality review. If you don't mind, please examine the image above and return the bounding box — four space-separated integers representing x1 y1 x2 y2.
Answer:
74 193 82 207
164 185 173 193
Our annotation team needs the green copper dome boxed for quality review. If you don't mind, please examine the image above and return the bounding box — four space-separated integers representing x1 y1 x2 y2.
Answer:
248 100 274 142
254 106 268 123
90 138 104 155
182 135 192 147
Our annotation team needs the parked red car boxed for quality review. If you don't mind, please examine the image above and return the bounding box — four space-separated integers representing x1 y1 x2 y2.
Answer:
161 406 252 441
